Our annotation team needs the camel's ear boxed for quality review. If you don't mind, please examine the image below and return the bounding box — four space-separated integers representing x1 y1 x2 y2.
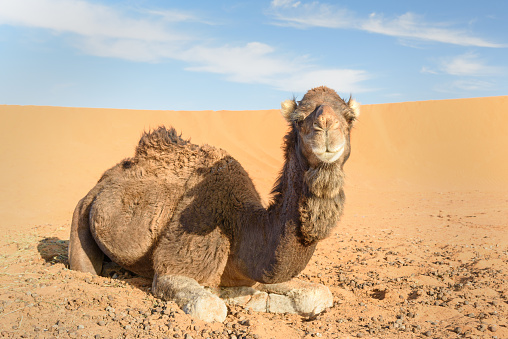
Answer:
280 99 297 122
347 98 360 123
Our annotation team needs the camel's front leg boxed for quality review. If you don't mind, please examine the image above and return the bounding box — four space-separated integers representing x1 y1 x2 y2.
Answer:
152 274 227 323
221 279 333 317
260 279 333 317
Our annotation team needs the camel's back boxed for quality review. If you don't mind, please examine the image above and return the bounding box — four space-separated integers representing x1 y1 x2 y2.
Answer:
88 127 230 277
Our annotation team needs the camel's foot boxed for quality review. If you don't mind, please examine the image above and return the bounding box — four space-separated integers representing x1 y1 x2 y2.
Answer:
152 274 227 323
221 280 333 317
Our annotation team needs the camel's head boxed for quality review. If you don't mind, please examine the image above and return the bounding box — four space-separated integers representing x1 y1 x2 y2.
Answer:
281 86 360 168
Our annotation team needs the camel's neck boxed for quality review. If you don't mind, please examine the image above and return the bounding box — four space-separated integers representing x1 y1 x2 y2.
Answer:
222 129 345 286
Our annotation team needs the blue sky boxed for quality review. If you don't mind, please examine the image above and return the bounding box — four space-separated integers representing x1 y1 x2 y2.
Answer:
1 0 507 110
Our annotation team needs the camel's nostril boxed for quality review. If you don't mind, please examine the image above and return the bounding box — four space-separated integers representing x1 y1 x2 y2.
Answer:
315 105 339 131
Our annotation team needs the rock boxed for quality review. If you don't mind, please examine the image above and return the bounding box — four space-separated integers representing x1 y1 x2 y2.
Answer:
239 319 251 326
488 324 498 332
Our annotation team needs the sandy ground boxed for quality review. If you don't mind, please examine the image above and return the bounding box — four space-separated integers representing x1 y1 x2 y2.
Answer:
0 96 507 338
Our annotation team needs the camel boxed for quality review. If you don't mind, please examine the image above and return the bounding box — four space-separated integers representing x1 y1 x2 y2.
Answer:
68 86 360 322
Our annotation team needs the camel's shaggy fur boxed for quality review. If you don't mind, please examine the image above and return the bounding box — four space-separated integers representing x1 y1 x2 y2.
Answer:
69 86 359 321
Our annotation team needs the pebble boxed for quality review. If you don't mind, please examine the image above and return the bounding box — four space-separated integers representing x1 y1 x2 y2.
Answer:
488 324 498 332
423 330 432 336
97 321 105 326
240 319 251 326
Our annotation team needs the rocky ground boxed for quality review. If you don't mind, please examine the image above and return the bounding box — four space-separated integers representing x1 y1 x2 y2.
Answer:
1 190 507 338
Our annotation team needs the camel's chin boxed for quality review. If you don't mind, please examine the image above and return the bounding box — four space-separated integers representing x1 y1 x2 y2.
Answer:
314 149 344 164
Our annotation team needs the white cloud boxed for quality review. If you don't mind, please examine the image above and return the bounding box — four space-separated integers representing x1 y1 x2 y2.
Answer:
272 69 370 93
269 1 355 29
420 66 439 75
269 1 506 48
440 52 502 76
452 80 494 91
423 52 504 77
75 37 181 63
435 80 495 93
182 43 294 83
0 0 185 41
182 43 370 93
143 9 208 24
0 0 369 93
271 0 301 9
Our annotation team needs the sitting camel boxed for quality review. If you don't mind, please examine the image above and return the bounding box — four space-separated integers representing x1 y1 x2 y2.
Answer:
69 86 359 322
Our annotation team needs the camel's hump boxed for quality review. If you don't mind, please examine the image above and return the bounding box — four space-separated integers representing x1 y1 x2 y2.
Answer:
134 126 229 164
135 127 194 156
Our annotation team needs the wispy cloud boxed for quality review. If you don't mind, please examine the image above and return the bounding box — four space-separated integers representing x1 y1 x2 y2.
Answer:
439 52 503 76
435 79 495 93
182 43 370 93
422 52 505 76
0 0 185 41
0 0 369 93
269 0 506 48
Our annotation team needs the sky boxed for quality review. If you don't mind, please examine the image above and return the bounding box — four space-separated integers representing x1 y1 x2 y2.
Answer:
0 0 507 110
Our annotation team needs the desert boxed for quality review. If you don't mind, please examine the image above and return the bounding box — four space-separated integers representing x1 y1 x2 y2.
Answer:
1 95 507 338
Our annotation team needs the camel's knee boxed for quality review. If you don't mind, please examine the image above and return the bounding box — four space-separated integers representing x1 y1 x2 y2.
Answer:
152 274 227 323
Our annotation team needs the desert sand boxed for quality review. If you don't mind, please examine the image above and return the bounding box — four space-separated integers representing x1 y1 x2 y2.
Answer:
0 96 507 338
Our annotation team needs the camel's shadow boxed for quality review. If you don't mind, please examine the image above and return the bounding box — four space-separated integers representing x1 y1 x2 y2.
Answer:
37 237 140 281
37 237 69 265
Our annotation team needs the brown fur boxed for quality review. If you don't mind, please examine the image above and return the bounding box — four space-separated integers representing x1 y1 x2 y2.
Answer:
69 86 358 293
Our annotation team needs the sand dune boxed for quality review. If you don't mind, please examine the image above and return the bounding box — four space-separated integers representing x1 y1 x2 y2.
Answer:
349 96 508 191
1 96 507 229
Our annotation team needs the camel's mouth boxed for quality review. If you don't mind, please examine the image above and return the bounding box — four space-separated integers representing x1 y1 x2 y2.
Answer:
313 143 345 163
